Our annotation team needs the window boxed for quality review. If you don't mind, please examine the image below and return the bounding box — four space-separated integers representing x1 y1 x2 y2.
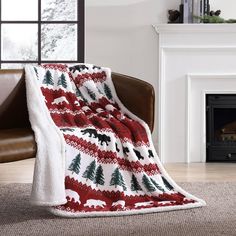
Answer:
0 0 84 69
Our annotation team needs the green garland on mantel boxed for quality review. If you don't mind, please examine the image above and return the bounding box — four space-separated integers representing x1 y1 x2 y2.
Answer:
194 15 236 23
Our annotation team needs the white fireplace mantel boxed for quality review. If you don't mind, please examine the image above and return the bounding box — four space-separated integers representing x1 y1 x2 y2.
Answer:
153 24 236 33
153 24 236 163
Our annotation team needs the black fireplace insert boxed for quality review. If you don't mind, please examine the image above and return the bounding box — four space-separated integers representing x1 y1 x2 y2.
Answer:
206 94 236 162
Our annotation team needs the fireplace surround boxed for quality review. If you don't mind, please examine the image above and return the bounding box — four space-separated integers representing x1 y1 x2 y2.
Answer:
154 24 236 163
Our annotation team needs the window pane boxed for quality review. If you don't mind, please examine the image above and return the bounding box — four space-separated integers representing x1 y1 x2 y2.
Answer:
2 0 38 21
1 63 38 69
41 0 77 21
1 24 38 60
41 24 77 60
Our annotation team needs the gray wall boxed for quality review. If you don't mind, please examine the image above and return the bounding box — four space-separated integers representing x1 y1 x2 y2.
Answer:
210 0 236 19
86 0 236 82
86 0 177 85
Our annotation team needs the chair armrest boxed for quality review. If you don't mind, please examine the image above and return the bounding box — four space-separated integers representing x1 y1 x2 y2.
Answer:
111 72 155 132
0 69 31 129
0 128 36 163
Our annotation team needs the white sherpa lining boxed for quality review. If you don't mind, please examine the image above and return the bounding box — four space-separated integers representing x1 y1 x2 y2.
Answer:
25 65 67 206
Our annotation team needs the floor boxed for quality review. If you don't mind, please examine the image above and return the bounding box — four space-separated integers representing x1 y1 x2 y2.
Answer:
1 158 236 183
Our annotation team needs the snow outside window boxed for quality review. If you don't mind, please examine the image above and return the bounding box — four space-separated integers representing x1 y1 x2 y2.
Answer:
0 0 84 69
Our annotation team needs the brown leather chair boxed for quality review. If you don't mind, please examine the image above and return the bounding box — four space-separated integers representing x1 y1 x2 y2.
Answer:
0 69 155 163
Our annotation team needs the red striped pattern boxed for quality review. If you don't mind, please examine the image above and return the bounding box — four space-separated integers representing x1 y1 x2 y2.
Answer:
41 64 68 73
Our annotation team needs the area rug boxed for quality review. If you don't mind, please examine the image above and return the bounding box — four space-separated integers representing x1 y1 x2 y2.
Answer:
25 64 205 217
0 183 235 236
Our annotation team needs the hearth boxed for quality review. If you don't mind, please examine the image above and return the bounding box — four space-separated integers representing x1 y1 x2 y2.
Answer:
206 94 236 162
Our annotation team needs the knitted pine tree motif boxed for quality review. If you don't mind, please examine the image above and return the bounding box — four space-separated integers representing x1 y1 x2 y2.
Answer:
94 165 105 186
150 178 165 192
110 167 127 191
104 83 112 100
75 88 88 103
142 174 156 192
85 86 96 100
82 160 96 181
130 174 142 192
34 67 38 79
57 73 67 88
161 176 174 191
43 70 54 86
68 154 81 175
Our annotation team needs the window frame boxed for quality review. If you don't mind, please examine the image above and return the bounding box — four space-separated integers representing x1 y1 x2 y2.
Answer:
0 0 85 68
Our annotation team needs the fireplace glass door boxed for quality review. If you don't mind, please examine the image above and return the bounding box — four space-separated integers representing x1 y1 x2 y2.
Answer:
206 94 236 162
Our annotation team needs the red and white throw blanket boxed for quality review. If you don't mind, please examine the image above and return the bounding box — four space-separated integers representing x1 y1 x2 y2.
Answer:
25 64 205 217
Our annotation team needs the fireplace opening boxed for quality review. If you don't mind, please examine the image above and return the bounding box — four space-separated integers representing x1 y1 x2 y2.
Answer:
206 94 236 162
